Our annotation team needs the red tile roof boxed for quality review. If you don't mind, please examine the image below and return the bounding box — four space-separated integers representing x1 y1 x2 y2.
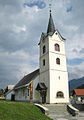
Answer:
74 89 84 96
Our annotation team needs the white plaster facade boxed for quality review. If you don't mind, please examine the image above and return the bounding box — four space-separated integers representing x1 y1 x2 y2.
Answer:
15 87 29 101
15 75 39 102
39 30 69 103
33 75 40 102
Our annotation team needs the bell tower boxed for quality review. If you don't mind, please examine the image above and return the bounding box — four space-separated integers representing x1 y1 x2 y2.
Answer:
38 9 69 103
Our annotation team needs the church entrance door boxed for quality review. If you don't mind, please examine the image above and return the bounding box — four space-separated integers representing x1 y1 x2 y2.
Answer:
42 95 46 104
36 83 47 104
11 94 15 101
40 90 46 104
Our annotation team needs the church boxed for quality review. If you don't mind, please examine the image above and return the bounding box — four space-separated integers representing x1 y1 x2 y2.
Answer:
5 10 69 104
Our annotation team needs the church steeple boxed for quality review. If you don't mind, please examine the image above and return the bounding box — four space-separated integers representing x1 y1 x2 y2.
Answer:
47 10 55 34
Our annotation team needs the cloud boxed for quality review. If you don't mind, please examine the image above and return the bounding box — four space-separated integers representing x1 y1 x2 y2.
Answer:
0 0 24 14
79 48 84 54
24 0 46 9
66 33 84 59
12 24 26 33
68 61 84 80
0 49 39 88
0 5 42 53
72 49 78 53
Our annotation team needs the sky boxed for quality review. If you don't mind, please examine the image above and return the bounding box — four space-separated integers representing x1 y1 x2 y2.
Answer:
0 0 84 89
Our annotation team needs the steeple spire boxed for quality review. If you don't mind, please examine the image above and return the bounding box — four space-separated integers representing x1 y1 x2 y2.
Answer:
47 5 55 34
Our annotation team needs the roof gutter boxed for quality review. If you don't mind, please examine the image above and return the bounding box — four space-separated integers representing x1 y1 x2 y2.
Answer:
14 82 31 90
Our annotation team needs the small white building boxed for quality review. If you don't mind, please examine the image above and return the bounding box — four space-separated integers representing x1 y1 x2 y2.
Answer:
6 10 69 104
5 85 15 92
73 89 84 103
5 89 15 101
5 85 15 101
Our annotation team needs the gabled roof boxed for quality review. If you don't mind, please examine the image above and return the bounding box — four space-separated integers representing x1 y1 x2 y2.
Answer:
55 29 66 40
47 11 55 34
74 89 84 96
36 83 47 91
14 69 39 90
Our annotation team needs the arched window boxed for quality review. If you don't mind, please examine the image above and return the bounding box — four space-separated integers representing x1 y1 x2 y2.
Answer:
43 45 46 54
56 58 60 65
54 44 60 51
28 89 30 96
43 59 45 66
57 91 64 98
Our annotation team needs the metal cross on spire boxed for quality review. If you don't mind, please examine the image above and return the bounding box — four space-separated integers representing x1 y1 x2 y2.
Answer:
49 3 52 13
47 3 55 34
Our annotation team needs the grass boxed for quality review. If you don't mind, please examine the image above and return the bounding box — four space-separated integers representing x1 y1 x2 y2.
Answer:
0 100 52 120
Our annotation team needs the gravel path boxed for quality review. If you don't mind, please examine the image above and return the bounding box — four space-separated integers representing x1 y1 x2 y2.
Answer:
43 104 84 120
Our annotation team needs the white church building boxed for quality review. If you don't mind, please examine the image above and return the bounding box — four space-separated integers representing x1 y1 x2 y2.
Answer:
6 10 69 104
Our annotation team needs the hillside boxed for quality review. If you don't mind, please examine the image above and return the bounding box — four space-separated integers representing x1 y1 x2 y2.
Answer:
0 100 52 120
77 84 84 89
69 76 84 91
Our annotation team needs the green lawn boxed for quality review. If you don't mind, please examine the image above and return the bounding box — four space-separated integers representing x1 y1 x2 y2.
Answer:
0 100 52 120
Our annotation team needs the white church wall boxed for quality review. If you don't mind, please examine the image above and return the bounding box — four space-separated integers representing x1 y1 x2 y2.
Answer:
15 87 30 101
40 37 49 57
48 34 67 72
15 75 40 102
40 37 49 73
39 70 50 103
33 75 40 102
49 33 65 54
39 35 50 103
40 53 49 73
49 52 67 71
48 32 69 103
49 70 69 103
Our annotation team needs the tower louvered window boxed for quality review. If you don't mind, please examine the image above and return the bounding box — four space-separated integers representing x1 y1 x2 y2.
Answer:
55 44 60 51
56 58 60 65
43 45 46 54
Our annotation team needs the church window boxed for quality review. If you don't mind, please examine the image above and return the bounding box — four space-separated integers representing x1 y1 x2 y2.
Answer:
56 58 60 65
57 91 64 98
54 44 60 51
43 45 46 54
58 76 60 80
28 89 29 96
43 59 45 66
23 89 25 96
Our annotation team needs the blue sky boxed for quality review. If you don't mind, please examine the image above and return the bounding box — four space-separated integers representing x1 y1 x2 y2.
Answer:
0 0 84 88
67 58 84 66
24 0 46 9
